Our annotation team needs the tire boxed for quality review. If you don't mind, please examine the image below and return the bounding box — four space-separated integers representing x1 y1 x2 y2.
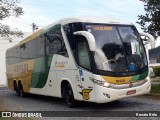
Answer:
65 84 77 108
14 82 20 96
19 83 26 97
13 82 17 91
15 86 20 96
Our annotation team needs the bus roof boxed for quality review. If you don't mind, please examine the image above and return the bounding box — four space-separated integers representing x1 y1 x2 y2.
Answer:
61 16 133 25
7 16 133 51
44 16 133 31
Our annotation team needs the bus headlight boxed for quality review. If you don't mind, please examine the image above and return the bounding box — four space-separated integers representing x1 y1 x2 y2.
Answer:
146 76 150 81
89 77 111 88
103 82 111 87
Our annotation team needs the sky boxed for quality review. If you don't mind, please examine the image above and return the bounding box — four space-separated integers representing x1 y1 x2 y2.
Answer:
0 0 160 85
2 0 146 32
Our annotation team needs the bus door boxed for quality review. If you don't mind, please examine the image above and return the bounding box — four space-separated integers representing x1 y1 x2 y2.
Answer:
76 37 95 101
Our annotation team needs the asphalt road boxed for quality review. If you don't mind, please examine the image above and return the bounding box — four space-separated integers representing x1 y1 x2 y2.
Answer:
0 87 160 120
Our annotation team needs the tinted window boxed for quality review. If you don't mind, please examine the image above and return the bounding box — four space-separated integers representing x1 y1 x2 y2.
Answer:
20 43 28 61
38 36 45 57
26 40 38 59
46 27 68 57
6 25 69 64
77 36 91 70
63 23 83 58
46 37 62 56
13 47 20 63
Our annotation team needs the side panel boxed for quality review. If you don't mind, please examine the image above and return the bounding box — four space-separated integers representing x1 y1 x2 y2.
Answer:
6 56 53 95
46 71 57 96
6 24 60 94
45 55 77 98
6 59 35 93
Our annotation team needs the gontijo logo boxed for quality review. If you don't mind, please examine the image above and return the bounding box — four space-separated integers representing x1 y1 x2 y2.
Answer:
79 89 92 100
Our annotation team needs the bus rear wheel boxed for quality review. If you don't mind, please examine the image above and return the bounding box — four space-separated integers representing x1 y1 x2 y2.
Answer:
65 84 77 108
19 82 26 97
16 88 20 96
13 81 20 96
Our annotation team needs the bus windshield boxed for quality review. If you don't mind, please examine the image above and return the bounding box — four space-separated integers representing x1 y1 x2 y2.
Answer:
86 24 147 72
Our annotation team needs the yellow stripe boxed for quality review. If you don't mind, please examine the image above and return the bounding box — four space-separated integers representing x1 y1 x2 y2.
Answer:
20 29 43 44
54 65 65 68
102 76 132 84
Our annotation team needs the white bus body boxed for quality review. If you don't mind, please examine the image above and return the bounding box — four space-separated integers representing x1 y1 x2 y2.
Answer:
6 17 151 107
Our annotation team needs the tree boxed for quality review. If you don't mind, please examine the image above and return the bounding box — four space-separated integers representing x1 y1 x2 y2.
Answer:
137 0 160 38
0 0 24 41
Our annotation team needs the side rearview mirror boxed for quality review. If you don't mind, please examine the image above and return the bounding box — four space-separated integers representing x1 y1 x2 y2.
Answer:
140 32 155 49
74 31 96 51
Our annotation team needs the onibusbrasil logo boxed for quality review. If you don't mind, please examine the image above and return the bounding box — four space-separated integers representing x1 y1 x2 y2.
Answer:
1 112 42 118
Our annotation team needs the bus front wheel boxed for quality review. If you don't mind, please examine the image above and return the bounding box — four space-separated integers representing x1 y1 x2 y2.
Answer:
65 84 77 108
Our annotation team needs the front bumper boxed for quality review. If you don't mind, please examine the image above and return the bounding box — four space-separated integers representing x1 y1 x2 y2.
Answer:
95 78 151 103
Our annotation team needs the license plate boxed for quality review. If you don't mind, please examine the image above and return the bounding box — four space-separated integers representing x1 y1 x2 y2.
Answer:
126 90 136 95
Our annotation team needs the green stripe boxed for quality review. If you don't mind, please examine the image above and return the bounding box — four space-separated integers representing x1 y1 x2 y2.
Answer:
130 71 148 82
41 24 61 35
30 24 61 88
139 71 148 80
30 56 52 88
130 75 140 82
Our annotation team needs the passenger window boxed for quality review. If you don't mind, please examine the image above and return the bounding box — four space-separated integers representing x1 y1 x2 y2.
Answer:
48 38 62 56
13 47 20 63
38 36 45 57
46 27 68 57
77 37 91 70
26 40 38 59
20 43 28 61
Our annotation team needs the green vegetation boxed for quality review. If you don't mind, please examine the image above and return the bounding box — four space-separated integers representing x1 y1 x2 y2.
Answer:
137 0 160 38
152 67 160 77
150 84 160 94
0 0 24 41
149 46 160 64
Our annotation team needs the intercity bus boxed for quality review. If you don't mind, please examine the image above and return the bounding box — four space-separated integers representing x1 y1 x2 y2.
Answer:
6 17 151 107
